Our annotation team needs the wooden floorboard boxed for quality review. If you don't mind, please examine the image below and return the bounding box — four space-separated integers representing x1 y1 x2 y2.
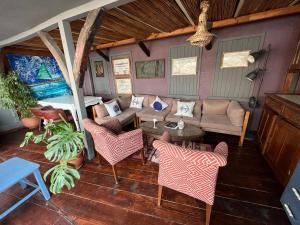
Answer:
0 129 290 225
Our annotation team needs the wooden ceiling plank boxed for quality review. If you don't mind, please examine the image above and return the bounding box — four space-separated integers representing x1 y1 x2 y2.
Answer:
289 0 300 6
174 0 195 26
95 4 300 50
115 7 163 32
234 0 246 17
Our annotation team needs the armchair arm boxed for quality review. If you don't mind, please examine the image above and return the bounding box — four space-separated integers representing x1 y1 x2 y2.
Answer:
117 128 143 150
153 140 227 167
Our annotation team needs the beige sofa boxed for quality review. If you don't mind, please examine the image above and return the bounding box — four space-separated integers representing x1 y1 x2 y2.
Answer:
92 95 250 146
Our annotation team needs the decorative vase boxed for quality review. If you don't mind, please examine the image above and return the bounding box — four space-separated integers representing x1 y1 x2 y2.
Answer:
177 119 185 130
21 117 40 129
153 118 158 129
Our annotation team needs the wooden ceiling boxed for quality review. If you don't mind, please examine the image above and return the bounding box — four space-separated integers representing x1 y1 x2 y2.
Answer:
4 0 300 53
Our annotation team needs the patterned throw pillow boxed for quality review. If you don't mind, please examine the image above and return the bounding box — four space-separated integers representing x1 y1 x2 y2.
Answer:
174 101 195 117
130 95 144 109
104 100 122 117
150 96 168 111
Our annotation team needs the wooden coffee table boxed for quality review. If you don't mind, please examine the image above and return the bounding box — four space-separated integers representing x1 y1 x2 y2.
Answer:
139 121 205 147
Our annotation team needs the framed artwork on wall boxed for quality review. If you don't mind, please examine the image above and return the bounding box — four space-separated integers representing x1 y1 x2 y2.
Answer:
221 50 251 68
93 60 104 77
115 78 132 95
112 58 130 76
171 57 197 76
135 59 165 79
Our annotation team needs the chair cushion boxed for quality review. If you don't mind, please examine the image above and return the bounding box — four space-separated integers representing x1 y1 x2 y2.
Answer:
202 99 230 115
150 96 168 111
104 100 122 117
136 107 170 121
200 114 242 135
227 101 245 126
95 108 137 126
174 101 195 117
165 111 201 127
130 95 144 109
101 119 122 135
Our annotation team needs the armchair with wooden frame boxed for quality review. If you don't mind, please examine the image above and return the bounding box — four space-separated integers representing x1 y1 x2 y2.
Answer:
83 118 144 184
153 139 228 225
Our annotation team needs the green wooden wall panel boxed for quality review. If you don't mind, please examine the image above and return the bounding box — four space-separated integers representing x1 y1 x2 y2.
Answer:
211 34 265 101
168 44 201 98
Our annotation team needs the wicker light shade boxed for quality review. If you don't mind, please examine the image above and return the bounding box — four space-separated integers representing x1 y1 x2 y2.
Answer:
187 1 215 47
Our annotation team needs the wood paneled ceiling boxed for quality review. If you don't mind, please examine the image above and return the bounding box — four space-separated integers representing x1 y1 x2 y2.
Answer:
5 0 300 52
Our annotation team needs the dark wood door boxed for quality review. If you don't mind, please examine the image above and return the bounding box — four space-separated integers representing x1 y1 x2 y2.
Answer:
257 107 277 153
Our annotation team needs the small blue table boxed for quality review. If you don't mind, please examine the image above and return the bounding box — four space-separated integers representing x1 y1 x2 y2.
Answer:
0 157 50 220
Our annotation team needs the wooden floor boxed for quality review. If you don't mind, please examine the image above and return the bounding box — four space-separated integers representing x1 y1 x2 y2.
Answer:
0 128 290 225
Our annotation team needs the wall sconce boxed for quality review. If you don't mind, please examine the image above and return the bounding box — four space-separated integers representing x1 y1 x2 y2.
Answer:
245 68 264 82
247 49 266 63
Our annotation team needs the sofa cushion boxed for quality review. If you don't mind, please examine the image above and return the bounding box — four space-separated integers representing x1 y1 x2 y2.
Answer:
165 112 201 127
130 95 144 109
95 108 137 126
94 104 109 118
136 107 170 121
171 99 201 113
227 101 245 126
104 100 122 117
174 101 195 117
150 96 168 111
117 96 131 110
200 114 242 135
202 99 230 115
135 94 150 107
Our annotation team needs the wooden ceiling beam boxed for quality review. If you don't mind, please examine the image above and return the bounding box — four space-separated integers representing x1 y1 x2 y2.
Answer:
96 49 109 61
138 41 150 57
95 4 300 50
174 0 195 26
234 0 246 17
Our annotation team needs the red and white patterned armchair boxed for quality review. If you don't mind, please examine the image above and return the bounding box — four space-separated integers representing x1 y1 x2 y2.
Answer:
83 118 144 184
153 140 228 225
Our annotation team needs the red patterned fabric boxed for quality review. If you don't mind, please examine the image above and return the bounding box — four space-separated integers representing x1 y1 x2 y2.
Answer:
153 141 228 205
83 119 143 165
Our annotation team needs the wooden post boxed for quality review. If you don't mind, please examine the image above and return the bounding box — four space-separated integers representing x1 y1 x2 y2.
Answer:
37 31 70 86
58 20 95 160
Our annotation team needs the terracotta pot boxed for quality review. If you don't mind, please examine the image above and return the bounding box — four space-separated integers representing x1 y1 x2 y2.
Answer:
68 150 84 169
21 117 40 129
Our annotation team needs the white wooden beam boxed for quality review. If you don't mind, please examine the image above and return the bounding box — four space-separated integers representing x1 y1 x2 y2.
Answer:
289 0 300 6
0 0 135 47
234 0 246 17
58 20 95 160
174 0 195 26
37 31 70 86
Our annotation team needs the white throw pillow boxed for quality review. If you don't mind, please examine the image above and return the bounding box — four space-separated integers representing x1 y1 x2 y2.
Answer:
150 96 168 111
130 95 144 109
104 100 122 117
174 101 195 117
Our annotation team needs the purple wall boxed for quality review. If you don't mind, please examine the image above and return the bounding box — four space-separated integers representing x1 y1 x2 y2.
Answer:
87 15 300 130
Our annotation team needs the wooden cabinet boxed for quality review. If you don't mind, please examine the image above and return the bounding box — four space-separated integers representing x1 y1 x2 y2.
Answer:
258 94 300 186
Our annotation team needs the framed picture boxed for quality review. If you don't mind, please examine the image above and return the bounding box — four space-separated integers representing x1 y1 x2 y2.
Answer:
221 50 251 68
93 60 104 77
112 58 130 76
135 59 164 79
115 78 132 95
171 57 197 76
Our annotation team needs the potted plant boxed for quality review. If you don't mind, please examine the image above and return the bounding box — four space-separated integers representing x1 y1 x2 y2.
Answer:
20 116 85 194
0 71 39 128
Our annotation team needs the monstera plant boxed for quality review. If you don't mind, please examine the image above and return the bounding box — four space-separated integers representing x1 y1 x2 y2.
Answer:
21 116 84 194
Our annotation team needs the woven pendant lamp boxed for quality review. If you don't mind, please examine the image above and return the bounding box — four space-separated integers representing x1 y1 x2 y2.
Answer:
187 1 215 47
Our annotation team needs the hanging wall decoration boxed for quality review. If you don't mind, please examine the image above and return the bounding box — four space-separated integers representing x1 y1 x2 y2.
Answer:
112 58 131 76
6 54 72 99
172 57 197 76
135 59 165 79
221 50 251 68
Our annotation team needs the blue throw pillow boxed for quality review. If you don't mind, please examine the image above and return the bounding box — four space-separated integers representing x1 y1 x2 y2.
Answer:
150 96 168 112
